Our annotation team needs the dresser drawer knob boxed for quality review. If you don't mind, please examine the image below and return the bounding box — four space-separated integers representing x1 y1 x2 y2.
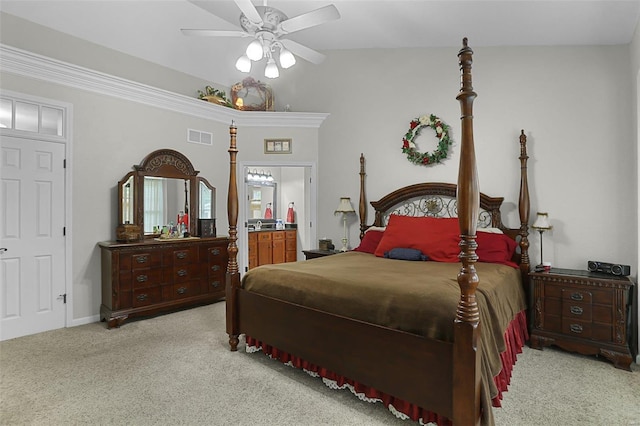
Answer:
569 324 583 334
136 256 148 264
211 248 221 256
177 269 187 277
211 281 220 288
570 292 584 301
211 265 220 272
136 293 148 301
570 306 583 315
136 275 148 283
177 287 187 294
176 252 188 259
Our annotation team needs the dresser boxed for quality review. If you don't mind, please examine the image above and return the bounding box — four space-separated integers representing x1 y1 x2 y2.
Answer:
247 229 297 270
99 237 229 328
529 268 635 370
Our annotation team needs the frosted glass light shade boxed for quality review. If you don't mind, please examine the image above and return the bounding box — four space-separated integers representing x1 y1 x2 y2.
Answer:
279 48 296 69
264 58 279 79
246 39 264 61
235 55 251 72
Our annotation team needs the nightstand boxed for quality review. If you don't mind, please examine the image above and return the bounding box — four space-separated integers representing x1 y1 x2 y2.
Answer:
302 249 340 260
529 268 635 370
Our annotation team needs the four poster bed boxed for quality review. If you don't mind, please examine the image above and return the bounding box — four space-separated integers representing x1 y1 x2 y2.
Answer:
224 39 531 425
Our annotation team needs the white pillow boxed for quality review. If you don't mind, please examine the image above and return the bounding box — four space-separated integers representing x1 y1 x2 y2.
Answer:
365 226 386 233
477 227 503 234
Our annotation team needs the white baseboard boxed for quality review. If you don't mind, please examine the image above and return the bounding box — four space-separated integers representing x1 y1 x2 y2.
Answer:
70 315 100 327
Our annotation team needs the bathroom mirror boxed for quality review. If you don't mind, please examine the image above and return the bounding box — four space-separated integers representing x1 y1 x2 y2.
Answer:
247 182 276 220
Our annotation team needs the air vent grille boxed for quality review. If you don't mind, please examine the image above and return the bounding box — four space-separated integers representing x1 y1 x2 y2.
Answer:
187 128 213 146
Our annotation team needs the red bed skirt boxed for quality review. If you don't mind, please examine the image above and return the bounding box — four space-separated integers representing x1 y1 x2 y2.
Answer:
246 310 529 426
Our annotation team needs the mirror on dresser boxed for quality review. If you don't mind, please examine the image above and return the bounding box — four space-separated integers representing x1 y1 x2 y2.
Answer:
115 149 216 241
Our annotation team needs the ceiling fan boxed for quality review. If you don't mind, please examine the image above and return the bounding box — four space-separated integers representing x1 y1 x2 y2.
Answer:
182 0 340 79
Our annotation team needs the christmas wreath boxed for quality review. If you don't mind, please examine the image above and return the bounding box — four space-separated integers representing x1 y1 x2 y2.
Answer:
401 114 452 165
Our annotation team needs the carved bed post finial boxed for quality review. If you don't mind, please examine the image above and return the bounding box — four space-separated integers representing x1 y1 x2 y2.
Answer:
359 154 367 240
518 130 531 288
226 122 240 351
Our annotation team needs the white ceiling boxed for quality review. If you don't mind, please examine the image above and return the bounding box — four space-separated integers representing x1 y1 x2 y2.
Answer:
2 0 639 85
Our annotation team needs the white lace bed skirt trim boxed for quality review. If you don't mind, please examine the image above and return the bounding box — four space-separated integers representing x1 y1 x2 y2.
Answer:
246 343 436 425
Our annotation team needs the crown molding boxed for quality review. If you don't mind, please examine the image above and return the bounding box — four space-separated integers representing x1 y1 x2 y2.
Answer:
0 44 329 128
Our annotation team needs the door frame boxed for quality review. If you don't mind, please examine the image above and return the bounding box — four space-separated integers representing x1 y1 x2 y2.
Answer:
0 90 74 329
238 160 317 274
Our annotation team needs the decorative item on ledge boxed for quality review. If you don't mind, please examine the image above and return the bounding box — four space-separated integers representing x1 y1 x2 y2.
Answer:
231 77 274 111
197 85 234 108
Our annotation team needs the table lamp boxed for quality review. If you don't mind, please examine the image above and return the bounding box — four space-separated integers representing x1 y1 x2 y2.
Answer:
532 212 552 269
334 197 355 252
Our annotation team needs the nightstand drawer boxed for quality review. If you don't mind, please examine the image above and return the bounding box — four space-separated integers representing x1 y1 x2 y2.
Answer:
562 302 592 320
561 288 592 304
562 319 592 338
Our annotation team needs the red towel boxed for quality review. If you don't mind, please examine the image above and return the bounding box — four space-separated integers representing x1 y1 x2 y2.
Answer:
286 203 295 223
264 207 272 219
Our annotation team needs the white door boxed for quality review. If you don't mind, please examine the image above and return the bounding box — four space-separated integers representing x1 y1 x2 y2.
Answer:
0 136 66 341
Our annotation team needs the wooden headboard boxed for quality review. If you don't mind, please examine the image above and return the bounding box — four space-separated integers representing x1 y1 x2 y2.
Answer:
357 130 531 280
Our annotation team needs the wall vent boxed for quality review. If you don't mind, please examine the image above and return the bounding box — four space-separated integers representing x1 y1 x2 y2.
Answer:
187 128 213 146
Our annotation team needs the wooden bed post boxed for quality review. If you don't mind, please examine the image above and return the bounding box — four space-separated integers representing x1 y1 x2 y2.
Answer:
518 130 531 288
453 37 482 425
226 121 240 351
359 153 367 240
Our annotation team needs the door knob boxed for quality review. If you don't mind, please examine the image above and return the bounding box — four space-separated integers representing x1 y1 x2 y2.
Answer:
0 248 7 254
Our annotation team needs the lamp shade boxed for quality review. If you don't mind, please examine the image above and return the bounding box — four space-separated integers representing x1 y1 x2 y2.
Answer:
532 212 552 231
335 197 355 214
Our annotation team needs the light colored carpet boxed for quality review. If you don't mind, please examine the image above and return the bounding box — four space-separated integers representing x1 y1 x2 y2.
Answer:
1 302 638 425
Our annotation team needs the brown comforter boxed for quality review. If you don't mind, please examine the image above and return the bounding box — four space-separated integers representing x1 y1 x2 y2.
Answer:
242 251 527 421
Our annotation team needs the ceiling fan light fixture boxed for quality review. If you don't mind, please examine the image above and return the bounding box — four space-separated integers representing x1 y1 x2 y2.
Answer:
246 39 264 61
279 48 296 69
264 58 279 79
235 55 251 73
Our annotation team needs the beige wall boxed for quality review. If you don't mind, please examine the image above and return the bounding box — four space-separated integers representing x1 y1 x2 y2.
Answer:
273 44 637 274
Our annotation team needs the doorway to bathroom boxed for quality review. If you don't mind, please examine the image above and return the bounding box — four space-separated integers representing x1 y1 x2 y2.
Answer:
239 161 316 273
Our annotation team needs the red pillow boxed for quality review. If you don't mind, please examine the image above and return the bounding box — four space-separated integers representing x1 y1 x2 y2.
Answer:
353 230 385 254
476 232 518 268
373 215 460 262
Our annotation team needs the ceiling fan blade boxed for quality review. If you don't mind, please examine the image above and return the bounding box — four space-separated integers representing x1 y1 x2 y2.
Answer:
281 39 326 65
234 0 263 26
278 4 340 34
181 29 249 37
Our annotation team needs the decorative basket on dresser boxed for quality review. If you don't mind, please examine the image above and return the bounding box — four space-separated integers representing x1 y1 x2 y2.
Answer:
529 268 635 370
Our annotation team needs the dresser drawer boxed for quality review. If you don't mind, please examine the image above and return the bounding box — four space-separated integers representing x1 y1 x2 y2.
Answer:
172 264 201 282
133 287 161 307
162 280 202 300
171 247 198 265
130 268 163 289
120 251 162 270
272 231 284 241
